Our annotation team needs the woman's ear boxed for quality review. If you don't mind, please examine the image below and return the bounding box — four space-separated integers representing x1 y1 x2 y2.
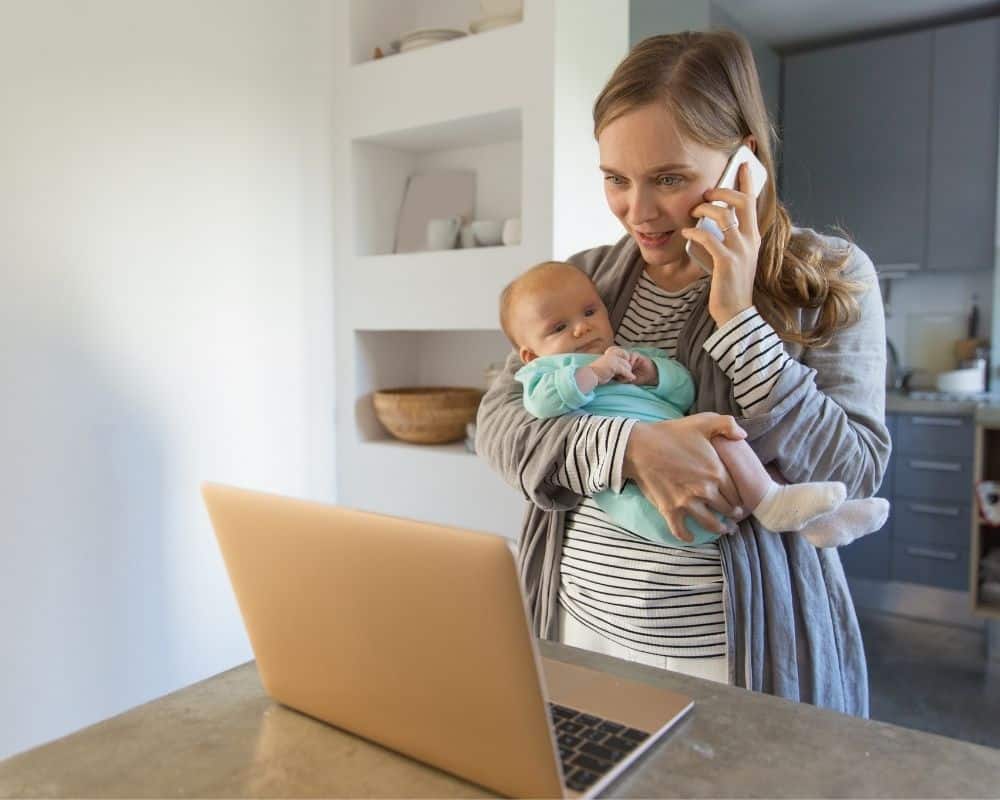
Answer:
743 135 758 154
519 346 538 364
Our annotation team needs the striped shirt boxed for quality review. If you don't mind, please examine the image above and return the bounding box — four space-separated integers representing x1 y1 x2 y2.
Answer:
552 272 789 658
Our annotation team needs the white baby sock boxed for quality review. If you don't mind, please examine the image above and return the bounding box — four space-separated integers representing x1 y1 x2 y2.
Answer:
799 498 891 548
753 481 847 532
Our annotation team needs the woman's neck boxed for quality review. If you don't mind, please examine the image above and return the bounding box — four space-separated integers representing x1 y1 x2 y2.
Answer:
643 256 706 293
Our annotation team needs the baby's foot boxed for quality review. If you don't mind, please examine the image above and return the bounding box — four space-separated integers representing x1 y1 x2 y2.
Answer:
753 481 846 532
800 498 890 548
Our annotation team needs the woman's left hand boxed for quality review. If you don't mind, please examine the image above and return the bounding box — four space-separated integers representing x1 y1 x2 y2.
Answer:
680 162 762 327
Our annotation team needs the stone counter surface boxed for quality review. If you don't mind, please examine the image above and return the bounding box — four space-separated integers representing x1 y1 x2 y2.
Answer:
885 391 1000 426
2 642 999 799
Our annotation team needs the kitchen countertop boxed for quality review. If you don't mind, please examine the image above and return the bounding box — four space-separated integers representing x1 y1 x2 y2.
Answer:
887 390 1000 424
2 642 999 798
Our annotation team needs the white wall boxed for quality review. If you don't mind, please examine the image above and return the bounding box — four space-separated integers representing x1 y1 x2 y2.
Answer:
630 0 711 44
0 0 335 759
626 1 782 144
553 0 631 257
710 2 781 125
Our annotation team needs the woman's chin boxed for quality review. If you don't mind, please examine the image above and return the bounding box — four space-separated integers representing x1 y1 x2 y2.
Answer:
633 234 684 266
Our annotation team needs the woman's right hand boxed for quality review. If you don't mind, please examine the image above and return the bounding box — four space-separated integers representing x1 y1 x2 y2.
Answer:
623 414 747 542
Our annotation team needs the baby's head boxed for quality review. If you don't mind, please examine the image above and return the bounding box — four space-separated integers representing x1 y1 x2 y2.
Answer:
500 261 614 363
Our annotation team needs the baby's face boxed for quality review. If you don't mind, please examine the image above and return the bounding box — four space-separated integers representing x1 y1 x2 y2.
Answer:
513 273 614 362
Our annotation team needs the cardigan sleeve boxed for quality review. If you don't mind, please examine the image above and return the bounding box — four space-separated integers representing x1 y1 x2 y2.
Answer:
476 350 635 508
475 243 637 509
735 241 891 499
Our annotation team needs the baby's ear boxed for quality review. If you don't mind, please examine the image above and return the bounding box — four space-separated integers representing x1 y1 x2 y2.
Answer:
519 346 537 364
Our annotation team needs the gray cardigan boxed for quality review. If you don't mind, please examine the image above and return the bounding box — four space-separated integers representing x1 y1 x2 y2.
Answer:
475 231 890 717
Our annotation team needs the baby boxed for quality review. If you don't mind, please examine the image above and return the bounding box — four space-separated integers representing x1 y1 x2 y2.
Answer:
499 260 889 547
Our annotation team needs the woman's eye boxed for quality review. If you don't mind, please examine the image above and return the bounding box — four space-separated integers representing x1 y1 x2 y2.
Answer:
656 175 682 186
604 175 625 186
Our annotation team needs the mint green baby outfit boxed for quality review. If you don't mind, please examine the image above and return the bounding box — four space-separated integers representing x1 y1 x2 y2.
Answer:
515 348 722 546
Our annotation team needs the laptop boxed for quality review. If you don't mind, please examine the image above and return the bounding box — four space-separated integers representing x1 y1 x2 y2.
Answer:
202 482 693 798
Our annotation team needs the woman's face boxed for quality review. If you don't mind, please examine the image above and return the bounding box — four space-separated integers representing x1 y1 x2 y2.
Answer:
598 102 731 268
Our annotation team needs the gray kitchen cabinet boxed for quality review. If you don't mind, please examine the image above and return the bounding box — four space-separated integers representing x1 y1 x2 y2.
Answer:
926 17 1000 271
781 17 1000 272
840 411 975 591
782 31 931 268
891 412 973 590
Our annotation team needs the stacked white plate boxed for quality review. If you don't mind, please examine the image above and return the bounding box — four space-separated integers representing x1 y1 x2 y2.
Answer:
397 28 466 52
469 13 521 34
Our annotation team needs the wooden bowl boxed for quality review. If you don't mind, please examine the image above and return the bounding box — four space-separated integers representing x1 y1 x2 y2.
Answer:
373 386 484 444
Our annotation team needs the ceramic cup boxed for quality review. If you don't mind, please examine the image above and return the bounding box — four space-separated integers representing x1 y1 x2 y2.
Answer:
459 222 477 249
426 216 462 250
501 217 522 246
470 220 503 247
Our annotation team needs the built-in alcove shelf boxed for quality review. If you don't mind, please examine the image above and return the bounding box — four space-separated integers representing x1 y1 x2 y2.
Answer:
973 426 1000 619
354 328 511 443
353 108 522 258
349 0 524 67
344 246 529 330
343 436 524 539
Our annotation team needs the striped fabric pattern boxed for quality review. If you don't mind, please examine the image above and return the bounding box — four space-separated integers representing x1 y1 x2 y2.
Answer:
702 305 790 413
551 273 789 658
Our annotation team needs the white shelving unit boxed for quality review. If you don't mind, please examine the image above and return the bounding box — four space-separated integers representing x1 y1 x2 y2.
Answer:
331 0 630 539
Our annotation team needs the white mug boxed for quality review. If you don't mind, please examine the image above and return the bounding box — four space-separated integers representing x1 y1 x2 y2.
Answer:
459 222 477 249
501 217 522 246
470 220 503 247
426 216 462 250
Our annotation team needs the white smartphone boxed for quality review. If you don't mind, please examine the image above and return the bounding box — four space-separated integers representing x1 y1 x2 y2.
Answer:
685 144 768 274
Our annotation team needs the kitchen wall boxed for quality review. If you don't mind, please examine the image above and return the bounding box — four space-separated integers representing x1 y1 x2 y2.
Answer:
885 271 995 380
629 4 999 384
628 0 781 126
0 0 335 760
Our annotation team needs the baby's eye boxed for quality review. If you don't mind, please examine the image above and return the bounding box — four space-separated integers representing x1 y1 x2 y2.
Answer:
552 323 566 334
584 308 596 317
656 175 682 187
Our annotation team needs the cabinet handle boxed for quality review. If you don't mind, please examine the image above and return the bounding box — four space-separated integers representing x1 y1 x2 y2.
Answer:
909 503 960 517
908 459 961 472
905 546 958 561
910 416 964 427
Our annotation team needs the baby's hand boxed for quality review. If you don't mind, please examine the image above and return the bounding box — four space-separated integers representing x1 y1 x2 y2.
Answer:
590 347 635 384
628 352 658 386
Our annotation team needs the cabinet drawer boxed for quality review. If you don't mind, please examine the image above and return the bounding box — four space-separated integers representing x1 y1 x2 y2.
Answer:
894 455 973 501
895 414 973 457
892 499 970 546
891 541 969 590
839 529 891 581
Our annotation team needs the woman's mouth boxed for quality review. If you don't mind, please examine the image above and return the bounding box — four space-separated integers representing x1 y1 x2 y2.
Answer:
635 229 673 248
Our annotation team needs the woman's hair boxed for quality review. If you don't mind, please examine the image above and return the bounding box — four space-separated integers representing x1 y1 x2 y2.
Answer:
593 30 864 348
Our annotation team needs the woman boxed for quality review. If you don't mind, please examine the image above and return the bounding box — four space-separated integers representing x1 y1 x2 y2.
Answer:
476 30 889 716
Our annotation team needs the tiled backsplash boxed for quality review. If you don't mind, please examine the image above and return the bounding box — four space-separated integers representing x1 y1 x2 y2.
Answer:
883 269 994 372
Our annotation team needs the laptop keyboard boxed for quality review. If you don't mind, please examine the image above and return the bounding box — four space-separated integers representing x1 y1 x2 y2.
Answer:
548 702 650 793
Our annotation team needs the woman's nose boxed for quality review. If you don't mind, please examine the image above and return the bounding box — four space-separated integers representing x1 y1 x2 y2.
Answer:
626 186 658 226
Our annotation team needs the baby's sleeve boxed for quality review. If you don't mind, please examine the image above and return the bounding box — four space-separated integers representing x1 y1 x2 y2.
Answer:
633 347 696 413
515 360 595 419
